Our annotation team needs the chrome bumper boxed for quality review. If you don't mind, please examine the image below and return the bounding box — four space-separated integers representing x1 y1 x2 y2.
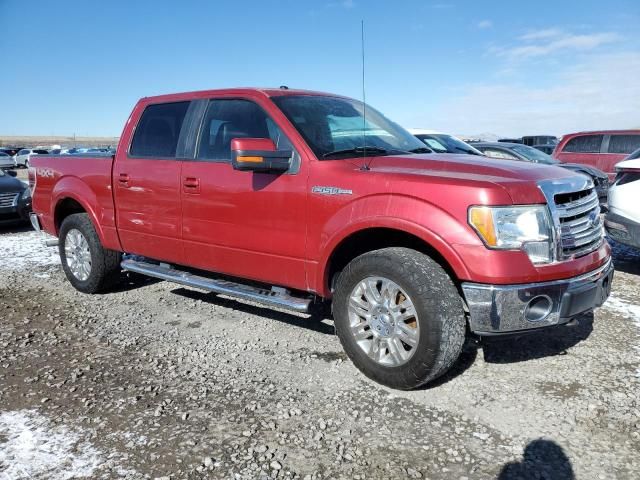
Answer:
462 259 614 335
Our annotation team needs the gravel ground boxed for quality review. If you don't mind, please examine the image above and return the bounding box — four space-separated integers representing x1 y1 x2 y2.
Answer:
0 226 638 479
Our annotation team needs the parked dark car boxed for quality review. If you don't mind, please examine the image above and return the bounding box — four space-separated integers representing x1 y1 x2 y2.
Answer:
0 169 32 225
532 144 557 155
522 135 558 147
0 147 22 157
471 142 609 207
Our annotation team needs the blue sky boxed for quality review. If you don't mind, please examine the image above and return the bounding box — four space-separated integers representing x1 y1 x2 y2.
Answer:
1 0 638 137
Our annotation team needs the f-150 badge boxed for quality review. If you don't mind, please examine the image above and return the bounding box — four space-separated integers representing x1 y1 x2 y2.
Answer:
311 186 353 195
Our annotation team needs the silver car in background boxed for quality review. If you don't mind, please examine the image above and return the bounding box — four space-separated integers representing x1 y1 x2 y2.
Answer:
15 148 48 168
0 152 16 169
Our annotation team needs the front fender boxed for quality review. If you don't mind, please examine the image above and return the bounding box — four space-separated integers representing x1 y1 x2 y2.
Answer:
313 194 477 295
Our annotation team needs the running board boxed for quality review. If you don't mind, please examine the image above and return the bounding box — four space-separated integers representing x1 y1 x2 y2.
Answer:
120 257 311 313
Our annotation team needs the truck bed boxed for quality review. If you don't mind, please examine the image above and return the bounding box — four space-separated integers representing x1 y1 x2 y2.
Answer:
31 153 121 251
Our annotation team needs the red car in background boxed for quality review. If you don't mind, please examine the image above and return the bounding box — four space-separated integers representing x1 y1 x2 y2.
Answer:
553 130 640 181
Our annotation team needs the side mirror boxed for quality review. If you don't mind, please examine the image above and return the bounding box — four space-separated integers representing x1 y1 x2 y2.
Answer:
231 138 291 173
7 170 17 177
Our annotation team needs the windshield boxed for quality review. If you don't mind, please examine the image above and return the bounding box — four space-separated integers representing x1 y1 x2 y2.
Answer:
511 145 557 164
416 134 482 155
271 95 426 159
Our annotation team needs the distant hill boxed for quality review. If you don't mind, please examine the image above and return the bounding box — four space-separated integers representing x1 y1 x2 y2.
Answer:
458 133 502 142
0 135 119 148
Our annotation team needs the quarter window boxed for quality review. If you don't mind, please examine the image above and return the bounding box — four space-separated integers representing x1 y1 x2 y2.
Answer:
608 134 640 154
130 101 190 158
563 135 603 153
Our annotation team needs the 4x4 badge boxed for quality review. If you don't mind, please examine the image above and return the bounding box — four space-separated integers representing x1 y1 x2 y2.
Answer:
312 186 353 196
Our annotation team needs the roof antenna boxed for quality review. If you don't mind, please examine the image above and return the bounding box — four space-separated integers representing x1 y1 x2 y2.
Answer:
360 19 370 171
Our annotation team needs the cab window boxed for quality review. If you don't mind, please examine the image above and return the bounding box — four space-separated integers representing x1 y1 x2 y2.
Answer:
197 99 297 164
130 101 190 158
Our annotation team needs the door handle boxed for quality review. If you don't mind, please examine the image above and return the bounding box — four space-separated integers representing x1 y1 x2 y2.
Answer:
118 173 130 187
183 177 200 188
183 177 201 193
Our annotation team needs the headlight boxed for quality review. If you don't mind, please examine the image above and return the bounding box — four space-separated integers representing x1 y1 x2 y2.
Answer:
21 187 31 200
469 205 553 264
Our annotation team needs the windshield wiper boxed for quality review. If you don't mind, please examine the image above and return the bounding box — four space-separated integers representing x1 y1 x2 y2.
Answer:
408 147 434 154
322 146 388 159
452 146 480 155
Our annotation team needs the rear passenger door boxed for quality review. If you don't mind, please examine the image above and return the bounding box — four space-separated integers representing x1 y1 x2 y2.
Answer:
180 96 308 290
113 101 190 265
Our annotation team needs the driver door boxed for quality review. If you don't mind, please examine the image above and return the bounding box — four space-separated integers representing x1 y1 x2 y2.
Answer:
180 96 308 290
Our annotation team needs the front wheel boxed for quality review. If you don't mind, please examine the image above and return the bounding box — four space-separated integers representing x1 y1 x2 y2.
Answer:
333 247 466 390
59 213 122 293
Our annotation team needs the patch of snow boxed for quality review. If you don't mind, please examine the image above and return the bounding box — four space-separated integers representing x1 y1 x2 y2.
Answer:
604 295 640 378
604 295 640 322
0 230 60 272
0 409 102 479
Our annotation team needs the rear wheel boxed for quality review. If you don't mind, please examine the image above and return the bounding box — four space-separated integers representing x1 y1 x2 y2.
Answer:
333 247 466 390
59 213 121 293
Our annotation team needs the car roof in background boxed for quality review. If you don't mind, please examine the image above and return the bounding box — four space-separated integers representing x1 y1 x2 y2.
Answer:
469 142 523 148
562 129 640 136
408 129 444 135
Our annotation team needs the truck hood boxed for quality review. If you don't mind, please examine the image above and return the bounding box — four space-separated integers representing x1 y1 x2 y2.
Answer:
366 153 581 204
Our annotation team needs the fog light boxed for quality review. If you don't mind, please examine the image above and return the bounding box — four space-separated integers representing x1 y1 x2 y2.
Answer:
524 295 553 323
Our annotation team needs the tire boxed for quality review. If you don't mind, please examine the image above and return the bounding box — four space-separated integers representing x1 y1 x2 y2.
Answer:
333 247 466 390
59 213 122 293
24 159 29 168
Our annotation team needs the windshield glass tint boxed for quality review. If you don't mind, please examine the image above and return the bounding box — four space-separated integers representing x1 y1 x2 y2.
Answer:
417 134 481 155
512 145 556 164
271 95 425 158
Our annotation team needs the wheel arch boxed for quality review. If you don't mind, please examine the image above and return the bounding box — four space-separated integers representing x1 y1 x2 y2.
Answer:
317 222 470 298
51 176 121 251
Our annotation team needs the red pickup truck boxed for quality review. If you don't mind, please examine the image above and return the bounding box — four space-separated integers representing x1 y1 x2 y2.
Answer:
30 88 613 389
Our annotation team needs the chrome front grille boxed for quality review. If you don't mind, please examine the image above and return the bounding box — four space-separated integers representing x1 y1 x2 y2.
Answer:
556 189 603 258
538 176 604 262
0 192 19 208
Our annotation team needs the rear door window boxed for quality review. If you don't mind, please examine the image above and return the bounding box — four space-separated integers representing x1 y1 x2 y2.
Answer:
562 135 603 153
130 101 190 158
607 134 640 154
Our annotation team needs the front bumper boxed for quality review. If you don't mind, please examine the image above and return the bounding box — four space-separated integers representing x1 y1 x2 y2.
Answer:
462 258 614 335
605 212 640 249
0 193 31 224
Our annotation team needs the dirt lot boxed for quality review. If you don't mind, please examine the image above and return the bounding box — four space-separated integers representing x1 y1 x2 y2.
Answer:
0 225 638 479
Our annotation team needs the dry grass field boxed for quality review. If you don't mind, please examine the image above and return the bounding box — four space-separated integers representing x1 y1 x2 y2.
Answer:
0 135 119 148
